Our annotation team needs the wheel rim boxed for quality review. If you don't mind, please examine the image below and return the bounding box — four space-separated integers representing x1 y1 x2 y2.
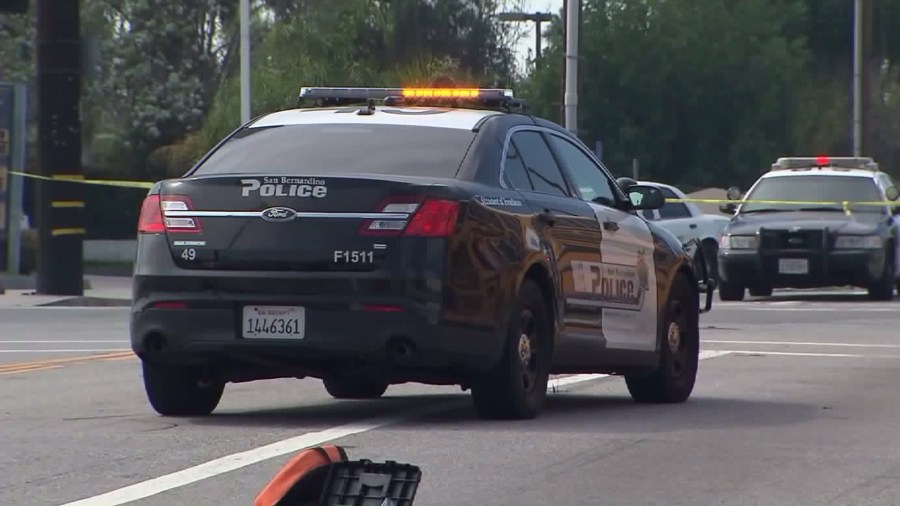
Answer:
667 300 687 376
517 309 539 392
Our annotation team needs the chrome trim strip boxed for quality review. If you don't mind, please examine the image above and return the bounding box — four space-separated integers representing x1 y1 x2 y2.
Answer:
164 210 410 220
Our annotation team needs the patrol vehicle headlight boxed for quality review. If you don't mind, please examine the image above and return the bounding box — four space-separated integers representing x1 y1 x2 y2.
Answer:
834 235 882 249
720 234 758 250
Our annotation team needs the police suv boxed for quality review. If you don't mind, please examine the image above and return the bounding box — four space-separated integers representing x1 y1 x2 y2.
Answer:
717 156 900 301
131 87 712 420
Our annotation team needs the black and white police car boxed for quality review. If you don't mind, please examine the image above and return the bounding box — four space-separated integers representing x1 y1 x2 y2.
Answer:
131 86 713 420
717 156 900 301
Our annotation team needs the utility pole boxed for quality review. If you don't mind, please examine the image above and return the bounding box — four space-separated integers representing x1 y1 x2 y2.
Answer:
564 0 579 133
36 0 84 295
852 0 862 156
240 0 251 124
862 0 874 157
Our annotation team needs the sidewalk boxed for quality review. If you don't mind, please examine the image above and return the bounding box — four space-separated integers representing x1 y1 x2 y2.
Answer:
0 274 132 308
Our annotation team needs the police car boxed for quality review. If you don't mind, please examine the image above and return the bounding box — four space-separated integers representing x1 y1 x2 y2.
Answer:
717 156 900 301
131 86 712 420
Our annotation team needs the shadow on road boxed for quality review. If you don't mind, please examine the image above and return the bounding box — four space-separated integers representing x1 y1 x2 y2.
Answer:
745 290 895 303
188 390 818 433
189 393 469 429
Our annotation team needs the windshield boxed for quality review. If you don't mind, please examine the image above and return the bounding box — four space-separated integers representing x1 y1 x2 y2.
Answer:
740 175 884 214
192 124 477 178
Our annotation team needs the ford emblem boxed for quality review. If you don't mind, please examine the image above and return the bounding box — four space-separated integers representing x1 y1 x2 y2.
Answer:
260 207 297 222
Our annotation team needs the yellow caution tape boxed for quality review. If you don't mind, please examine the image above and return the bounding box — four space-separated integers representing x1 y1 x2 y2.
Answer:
5 170 899 208
8 170 154 189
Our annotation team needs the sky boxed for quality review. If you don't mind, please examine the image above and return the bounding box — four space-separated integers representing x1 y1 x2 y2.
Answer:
509 0 565 70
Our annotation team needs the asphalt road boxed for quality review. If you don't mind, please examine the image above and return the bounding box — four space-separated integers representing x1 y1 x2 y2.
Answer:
2 289 900 506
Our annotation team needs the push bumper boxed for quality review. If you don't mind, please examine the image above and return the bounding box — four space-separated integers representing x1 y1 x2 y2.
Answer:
683 238 715 312
718 248 886 288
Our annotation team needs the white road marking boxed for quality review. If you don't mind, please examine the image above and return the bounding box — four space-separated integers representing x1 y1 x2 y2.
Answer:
0 340 128 344
705 340 900 349
721 307 895 312
0 349 130 353
0 307 128 310
726 350 899 358
58 350 732 506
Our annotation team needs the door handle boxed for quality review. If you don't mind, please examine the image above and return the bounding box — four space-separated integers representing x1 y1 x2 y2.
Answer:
603 220 619 232
536 210 557 226
689 223 698 229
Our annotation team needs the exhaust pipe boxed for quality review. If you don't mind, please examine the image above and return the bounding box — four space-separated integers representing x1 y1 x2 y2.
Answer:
386 337 415 363
143 333 167 354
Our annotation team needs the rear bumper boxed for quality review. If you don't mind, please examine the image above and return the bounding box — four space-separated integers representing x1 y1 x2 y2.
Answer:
718 248 886 288
130 234 507 384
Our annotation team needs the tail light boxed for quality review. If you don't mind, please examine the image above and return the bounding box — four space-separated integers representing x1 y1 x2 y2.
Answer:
137 194 202 234
359 197 459 237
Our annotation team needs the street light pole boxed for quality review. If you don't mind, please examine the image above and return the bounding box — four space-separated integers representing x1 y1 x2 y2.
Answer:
852 0 862 156
564 0 579 133
240 0 251 124
495 11 552 65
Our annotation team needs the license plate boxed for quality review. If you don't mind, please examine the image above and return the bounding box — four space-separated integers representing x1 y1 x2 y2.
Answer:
778 258 808 275
242 306 305 339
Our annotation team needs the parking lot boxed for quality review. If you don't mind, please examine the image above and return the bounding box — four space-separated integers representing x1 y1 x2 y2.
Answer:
2 284 900 506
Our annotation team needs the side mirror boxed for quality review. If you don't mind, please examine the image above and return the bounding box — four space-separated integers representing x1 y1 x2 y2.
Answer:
886 187 900 201
726 186 742 201
626 184 665 211
719 202 737 214
616 176 638 194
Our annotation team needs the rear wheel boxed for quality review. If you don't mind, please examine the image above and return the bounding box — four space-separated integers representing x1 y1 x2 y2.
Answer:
142 361 224 416
470 279 551 420
323 377 388 399
625 272 700 404
718 280 744 301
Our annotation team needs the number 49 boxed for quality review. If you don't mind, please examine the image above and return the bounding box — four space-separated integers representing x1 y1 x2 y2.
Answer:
181 248 197 261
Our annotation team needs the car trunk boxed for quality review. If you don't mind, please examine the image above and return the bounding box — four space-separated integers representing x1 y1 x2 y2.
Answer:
157 174 437 272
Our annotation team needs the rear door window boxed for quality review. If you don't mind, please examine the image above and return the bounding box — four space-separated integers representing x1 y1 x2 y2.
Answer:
502 141 535 191
509 131 570 197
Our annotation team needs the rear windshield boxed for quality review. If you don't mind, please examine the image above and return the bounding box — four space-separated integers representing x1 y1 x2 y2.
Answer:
191 124 477 178
741 174 884 214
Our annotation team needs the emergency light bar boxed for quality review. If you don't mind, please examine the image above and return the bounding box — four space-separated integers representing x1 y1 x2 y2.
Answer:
770 156 879 172
296 86 526 113
299 87 514 101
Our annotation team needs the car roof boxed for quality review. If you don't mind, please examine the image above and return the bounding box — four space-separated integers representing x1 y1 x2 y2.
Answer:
250 106 506 131
760 167 879 179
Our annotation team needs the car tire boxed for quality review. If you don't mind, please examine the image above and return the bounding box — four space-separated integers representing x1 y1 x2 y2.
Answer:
142 361 224 416
470 279 551 420
625 272 700 404
718 280 744 301
323 377 389 399
868 251 895 301
748 285 773 297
